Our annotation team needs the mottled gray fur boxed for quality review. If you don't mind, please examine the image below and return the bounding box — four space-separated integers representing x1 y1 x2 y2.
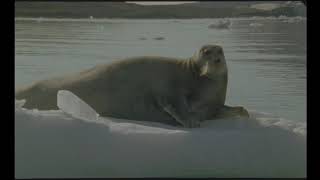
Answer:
15 45 249 128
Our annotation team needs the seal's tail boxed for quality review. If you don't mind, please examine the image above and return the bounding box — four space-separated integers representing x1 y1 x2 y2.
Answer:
15 85 33 100
15 84 58 110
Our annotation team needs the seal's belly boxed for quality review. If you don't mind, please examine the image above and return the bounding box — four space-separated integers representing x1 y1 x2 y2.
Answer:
96 92 179 126
83 76 181 125
74 61 195 126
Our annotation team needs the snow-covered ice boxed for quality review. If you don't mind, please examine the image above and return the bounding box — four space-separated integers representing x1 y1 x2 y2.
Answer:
15 90 306 178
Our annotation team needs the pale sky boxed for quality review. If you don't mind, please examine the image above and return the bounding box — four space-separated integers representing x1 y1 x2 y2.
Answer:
127 1 197 5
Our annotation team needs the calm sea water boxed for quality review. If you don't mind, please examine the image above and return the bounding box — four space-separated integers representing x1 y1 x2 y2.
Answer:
15 17 306 123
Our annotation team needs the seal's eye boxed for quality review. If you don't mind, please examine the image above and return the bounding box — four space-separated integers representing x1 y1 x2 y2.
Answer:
215 58 221 63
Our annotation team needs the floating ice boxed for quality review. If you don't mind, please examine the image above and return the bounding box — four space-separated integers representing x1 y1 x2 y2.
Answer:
57 90 99 121
15 90 306 178
250 3 281 11
208 19 231 29
249 23 264 27
36 17 43 23
278 15 289 19
281 16 305 23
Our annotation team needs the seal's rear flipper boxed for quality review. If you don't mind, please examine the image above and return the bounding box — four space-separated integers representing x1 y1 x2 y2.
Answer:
215 105 250 119
57 90 99 121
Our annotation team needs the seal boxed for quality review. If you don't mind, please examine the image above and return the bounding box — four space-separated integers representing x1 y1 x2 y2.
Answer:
15 44 249 128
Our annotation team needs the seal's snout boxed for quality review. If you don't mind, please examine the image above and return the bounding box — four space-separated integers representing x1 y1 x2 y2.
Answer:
197 45 227 77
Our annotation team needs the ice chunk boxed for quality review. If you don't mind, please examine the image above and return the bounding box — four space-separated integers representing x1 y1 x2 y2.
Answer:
57 90 99 121
15 99 26 109
249 23 263 27
208 19 231 29
282 17 305 23
15 91 306 178
15 105 306 178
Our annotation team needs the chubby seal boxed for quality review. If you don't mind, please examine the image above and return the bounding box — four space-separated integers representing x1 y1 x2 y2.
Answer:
15 44 249 128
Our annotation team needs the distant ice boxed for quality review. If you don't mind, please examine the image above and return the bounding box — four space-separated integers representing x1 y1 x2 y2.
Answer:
14 17 306 25
249 23 264 27
153 37 165 40
250 3 281 11
281 16 305 23
15 90 306 178
36 17 43 23
244 16 306 21
208 19 232 29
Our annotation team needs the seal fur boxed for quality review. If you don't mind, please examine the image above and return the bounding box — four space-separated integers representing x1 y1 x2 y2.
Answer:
15 45 249 128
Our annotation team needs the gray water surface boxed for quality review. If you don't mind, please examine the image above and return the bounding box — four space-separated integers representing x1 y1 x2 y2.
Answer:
15 17 306 123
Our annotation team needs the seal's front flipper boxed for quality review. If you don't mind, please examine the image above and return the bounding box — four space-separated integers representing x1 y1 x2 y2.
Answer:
215 105 250 119
163 105 201 128
163 105 188 127
156 96 200 128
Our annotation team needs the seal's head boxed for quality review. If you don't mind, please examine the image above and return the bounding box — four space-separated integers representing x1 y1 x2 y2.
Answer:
193 45 228 78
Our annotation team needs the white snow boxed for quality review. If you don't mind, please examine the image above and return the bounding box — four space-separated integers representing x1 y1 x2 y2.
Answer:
15 90 306 178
